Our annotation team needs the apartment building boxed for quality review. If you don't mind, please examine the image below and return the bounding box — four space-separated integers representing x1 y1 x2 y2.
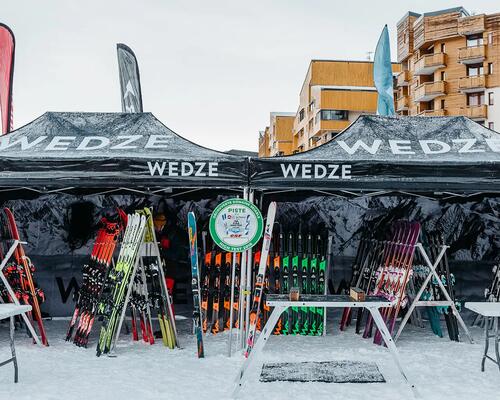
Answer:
396 7 500 130
293 60 400 152
258 60 401 156
258 112 295 157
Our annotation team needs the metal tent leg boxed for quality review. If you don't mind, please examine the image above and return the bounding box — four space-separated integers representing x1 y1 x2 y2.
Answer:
369 307 419 397
233 306 285 397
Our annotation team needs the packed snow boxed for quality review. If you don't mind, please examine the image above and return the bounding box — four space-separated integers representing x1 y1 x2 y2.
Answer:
0 312 499 400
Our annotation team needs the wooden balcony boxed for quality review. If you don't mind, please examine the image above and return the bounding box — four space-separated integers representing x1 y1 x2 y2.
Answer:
319 119 351 133
458 45 486 64
396 70 410 87
458 14 485 36
465 105 488 120
414 53 446 76
417 109 446 117
414 81 446 102
396 96 410 111
459 75 486 93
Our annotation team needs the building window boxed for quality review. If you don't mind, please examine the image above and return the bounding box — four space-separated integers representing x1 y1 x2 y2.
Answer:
308 118 313 131
488 122 495 130
320 110 348 120
467 92 485 107
488 32 493 46
489 92 494 106
299 108 305 121
488 63 494 75
466 34 484 47
440 43 446 53
441 99 445 109
440 71 446 81
467 64 484 77
308 100 315 112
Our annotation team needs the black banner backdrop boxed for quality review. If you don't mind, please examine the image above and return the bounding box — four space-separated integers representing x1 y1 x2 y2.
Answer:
0 112 248 188
250 115 500 192
117 43 143 113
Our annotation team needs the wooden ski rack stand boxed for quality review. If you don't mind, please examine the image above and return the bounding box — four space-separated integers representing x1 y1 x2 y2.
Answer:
394 243 473 344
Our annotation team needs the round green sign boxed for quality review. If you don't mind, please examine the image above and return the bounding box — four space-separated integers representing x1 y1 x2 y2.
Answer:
209 198 263 252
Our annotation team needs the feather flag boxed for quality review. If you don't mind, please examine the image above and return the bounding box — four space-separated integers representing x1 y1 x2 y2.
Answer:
0 23 15 134
373 25 395 116
117 44 143 113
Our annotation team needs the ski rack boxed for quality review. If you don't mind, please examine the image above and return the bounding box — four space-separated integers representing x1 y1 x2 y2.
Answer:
109 224 179 355
394 243 473 343
0 239 42 345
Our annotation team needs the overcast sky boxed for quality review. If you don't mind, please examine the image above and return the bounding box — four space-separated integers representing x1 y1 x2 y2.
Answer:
3 1 498 152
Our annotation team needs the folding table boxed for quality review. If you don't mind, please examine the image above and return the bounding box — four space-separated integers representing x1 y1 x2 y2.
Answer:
465 302 500 372
234 294 418 397
0 304 32 382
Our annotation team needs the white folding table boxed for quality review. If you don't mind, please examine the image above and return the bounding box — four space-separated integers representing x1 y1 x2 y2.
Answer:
0 304 32 382
234 294 418 397
465 302 500 372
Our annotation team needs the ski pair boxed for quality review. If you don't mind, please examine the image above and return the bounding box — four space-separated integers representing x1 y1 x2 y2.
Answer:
244 202 277 358
0 208 49 346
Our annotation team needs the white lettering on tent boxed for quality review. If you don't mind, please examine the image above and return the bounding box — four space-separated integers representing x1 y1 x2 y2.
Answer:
0 136 48 151
328 165 340 179
452 139 484 153
145 135 170 149
110 135 142 150
76 136 110 151
168 162 179 176
208 162 218 176
389 140 415 154
147 161 167 176
194 162 207 177
280 164 300 178
337 139 382 155
314 164 327 179
181 162 194 176
302 164 312 178
419 140 451 154
342 165 352 179
485 139 500 152
280 163 352 179
46 136 76 151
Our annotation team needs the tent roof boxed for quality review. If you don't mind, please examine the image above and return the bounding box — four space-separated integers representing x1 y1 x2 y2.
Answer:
251 115 500 193
266 115 500 163
0 112 248 189
0 111 242 161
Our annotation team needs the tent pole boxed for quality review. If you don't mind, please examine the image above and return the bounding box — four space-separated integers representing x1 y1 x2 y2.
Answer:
239 186 249 349
244 189 255 345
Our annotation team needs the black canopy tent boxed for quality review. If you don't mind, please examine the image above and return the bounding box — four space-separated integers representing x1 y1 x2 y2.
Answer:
0 112 248 195
250 115 500 197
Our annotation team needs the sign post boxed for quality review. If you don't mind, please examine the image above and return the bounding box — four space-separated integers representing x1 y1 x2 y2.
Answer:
209 198 263 357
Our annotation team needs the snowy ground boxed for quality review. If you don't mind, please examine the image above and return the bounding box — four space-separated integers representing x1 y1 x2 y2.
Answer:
0 313 499 400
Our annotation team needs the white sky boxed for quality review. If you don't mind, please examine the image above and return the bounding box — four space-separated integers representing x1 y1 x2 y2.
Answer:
3 1 499 152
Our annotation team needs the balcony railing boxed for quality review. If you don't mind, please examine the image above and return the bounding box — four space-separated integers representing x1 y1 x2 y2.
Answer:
414 53 446 75
417 109 446 117
458 14 485 36
458 45 486 64
459 75 486 93
396 70 410 87
396 96 410 111
414 81 446 102
465 104 488 120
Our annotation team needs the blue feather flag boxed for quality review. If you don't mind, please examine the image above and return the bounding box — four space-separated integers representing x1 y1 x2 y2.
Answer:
373 25 395 116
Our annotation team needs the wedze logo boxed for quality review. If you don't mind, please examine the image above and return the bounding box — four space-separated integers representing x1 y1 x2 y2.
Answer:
147 161 218 177
280 164 352 179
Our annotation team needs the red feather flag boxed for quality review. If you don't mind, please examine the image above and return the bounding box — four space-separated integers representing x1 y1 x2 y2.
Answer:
0 23 15 134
